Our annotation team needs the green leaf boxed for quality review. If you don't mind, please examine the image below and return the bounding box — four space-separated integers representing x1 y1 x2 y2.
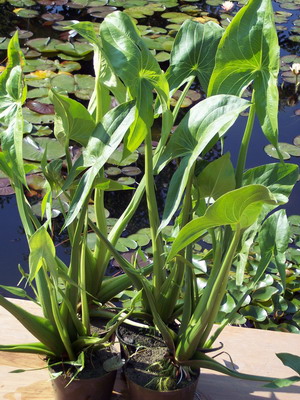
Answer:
50 90 96 147
208 0 280 147
196 153 236 200
239 305 268 322
167 20 223 94
0 295 64 355
28 226 58 283
0 342 56 357
100 11 169 154
276 353 300 375
0 33 26 184
252 286 279 302
158 95 249 231
255 210 290 288
167 185 277 261
243 163 299 202
64 101 136 227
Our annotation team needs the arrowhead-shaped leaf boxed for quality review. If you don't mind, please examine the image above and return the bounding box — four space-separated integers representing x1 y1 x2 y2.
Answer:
167 184 277 261
208 0 280 147
167 20 223 95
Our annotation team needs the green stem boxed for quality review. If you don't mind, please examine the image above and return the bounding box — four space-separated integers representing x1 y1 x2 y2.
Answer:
172 76 195 123
144 129 166 299
198 224 241 348
176 224 241 361
177 164 195 334
80 214 90 335
235 91 256 188
46 272 75 361
60 198 90 331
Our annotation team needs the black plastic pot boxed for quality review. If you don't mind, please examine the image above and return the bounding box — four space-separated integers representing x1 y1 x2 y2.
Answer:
51 369 117 400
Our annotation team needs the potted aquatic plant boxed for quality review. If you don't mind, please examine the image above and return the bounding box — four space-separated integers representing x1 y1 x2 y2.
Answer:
0 32 139 400
66 1 299 398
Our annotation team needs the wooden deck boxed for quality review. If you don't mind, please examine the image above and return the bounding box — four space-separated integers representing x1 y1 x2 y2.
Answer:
0 299 300 399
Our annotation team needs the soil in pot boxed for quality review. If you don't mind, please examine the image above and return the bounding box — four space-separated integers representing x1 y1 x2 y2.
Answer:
50 348 119 400
117 323 165 357
125 347 200 400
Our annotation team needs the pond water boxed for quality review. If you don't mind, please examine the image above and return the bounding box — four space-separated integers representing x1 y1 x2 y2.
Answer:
0 0 299 295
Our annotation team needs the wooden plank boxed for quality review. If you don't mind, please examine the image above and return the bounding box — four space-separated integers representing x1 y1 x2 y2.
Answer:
0 299 300 399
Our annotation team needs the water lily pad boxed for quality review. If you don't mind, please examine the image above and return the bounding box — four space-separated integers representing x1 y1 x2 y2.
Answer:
282 70 297 83
23 136 65 161
55 41 93 56
23 59 56 73
276 25 288 31
289 35 300 43
127 232 150 247
280 3 300 10
87 6 117 18
56 60 81 72
0 37 10 50
155 51 170 62
266 142 300 158
117 177 135 185
264 144 290 160
27 38 63 53
41 13 65 22
115 237 138 252
23 108 55 124
9 0 35 5
10 29 33 39
105 167 121 176
13 8 39 18
22 48 41 58
26 174 46 190
31 125 52 136
38 0 68 4
121 166 141 176
52 73 75 92
25 100 55 115
27 88 50 99
0 179 14 195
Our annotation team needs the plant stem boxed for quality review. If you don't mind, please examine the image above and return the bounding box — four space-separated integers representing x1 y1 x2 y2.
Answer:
176 224 241 361
235 91 256 188
144 128 166 299
172 76 195 122
80 214 90 335
177 164 195 333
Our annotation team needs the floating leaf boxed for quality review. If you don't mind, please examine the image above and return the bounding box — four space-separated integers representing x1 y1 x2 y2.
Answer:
42 13 64 21
26 38 63 53
121 166 141 176
13 8 39 18
23 108 55 124
0 179 14 195
105 167 121 176
26 100 55 115
9 30 33 39
117 176 135 185
23 136 65 161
